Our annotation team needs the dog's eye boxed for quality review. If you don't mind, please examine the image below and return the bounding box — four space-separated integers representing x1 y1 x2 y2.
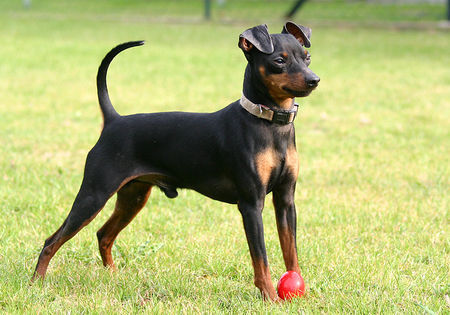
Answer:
274 58 285 65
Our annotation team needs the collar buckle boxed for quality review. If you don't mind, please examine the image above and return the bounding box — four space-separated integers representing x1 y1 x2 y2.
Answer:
272 110 293 125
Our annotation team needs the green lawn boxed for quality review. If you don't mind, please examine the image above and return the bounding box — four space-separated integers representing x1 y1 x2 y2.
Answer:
0 1 448 313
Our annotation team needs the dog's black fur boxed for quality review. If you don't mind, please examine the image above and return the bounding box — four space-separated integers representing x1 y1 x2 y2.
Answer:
32 22 319 301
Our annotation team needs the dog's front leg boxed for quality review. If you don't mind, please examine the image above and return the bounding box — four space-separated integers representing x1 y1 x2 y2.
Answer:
273 184 301 274
238 200 279 301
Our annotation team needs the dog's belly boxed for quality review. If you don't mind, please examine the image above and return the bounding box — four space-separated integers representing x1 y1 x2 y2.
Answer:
188 177 239 204
135 173 238 204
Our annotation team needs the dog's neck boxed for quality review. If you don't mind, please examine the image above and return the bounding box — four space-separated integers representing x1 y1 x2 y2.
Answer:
240 94 298 125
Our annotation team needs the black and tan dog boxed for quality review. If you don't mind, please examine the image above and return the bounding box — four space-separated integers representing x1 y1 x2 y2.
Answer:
32 22 319 301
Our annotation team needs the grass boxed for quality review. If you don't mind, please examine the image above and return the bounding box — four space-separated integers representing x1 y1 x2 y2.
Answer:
0 0 449 313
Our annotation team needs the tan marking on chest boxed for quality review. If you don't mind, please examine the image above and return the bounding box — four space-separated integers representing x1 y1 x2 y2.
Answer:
285 145 299 179
255 148 278 187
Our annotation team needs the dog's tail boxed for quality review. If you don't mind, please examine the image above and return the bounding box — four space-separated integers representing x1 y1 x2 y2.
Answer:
97 40 145 125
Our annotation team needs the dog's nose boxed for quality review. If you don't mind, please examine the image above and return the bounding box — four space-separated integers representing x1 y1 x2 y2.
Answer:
306 76 320 88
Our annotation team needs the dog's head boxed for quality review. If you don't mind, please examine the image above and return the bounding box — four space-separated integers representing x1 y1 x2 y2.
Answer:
239 22 320 109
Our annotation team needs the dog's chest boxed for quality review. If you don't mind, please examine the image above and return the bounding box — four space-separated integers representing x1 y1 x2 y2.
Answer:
254 143 299 189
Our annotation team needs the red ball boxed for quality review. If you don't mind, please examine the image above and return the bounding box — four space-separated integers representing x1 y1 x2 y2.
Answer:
277 271 305 300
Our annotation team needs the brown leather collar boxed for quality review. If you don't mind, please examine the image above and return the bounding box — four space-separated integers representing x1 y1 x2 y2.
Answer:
239 94 298 125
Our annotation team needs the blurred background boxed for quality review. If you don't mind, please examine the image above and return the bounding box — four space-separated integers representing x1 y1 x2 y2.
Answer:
3 0 449 25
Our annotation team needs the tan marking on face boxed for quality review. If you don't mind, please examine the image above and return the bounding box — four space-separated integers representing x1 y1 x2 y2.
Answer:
258 65 265 76
259 67 306 110
281 51 288 58
285 145 299 179
255 148 278 187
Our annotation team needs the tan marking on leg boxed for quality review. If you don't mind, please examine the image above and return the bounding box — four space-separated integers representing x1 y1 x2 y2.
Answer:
32 201 108 281
32 233 71 281
97 182 152 269
255 148 278 187
285 145 299 179
277 225 300 274
252 258 279 301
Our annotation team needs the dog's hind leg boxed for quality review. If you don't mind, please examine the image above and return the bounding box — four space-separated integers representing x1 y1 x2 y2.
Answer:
97 181 152 269
31 150 129 281
32 185 110 280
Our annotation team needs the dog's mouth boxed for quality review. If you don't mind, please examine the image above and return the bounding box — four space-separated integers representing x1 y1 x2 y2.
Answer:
282 87 315 97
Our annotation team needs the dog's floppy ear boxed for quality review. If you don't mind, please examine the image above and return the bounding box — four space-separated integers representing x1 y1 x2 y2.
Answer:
239 24 274 54
282 21 311 48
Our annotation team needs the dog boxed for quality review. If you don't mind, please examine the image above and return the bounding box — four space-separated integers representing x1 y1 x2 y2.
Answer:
32 22 319 301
